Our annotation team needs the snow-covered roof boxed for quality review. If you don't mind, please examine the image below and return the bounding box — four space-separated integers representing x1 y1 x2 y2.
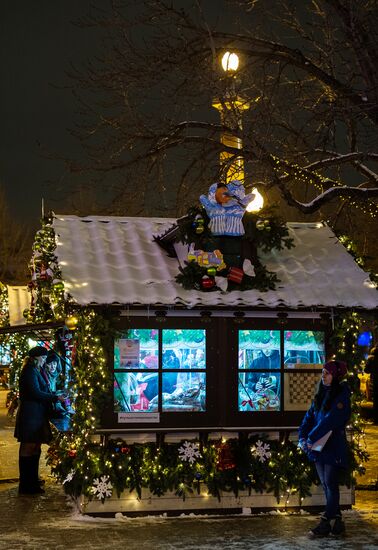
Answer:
52 215 378 310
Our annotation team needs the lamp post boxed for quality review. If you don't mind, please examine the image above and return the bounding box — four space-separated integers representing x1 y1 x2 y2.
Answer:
212 51 264 212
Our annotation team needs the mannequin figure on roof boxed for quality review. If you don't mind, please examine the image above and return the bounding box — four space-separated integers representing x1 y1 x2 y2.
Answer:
199 181 254 237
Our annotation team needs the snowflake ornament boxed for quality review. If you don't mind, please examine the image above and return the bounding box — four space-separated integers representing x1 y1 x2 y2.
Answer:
253 440 271 463
91 475 113 500
178 441 201 464
62 469 75 485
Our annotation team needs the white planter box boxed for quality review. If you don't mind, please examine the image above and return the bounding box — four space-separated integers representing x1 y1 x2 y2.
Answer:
79 485 354 516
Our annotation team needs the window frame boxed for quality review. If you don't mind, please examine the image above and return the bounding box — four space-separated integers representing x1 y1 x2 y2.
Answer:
100 316 329 431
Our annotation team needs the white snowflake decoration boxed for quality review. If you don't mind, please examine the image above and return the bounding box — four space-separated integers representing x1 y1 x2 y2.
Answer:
91 475 113 500
178 441 201 464
62 469 75 485
253 440 271 463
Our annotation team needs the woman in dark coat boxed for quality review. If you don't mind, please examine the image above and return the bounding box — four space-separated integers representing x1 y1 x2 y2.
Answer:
14 346 64 495
299 360 351 539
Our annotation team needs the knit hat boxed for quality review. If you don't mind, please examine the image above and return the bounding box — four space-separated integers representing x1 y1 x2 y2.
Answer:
324 360 348 380
28 346 48 358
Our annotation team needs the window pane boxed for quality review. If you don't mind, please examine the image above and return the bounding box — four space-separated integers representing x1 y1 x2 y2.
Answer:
284 331 325 369
162 372 206 411
114 329 159 369
238 371 280 411
114 372 159 412
238 330 280 370
284 372 319 411
162 329 206 369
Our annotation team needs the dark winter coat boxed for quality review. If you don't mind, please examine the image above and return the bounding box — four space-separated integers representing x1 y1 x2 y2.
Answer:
298 381 351 468
14 361 58 443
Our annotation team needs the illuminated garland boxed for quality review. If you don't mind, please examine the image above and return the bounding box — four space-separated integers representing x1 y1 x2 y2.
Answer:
26 215 66 323
0 282 9 328
330 311 375 477
48 433 318 504
47 309 113 492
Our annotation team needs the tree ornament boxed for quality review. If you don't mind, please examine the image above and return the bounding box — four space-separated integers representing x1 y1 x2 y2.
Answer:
215 276 228 292
62 469 75 485
121 446 130 454
227 267 244 284
91 475 113 500
178 441 201 464
264 220 272 232
65 315 79 331
52 280 64 292
242 259 255 277
252 440 271 463
201 277 215 290
216 441 236 471
68 449 77 457
207 266 217 277
256 219 265 230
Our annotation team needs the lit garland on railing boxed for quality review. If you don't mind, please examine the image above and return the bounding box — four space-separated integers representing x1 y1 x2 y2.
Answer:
48 432 318 504
0 282 9 328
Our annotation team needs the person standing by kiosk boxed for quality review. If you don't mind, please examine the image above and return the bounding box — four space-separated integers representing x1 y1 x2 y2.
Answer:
14 346 65 495
298 360 351 539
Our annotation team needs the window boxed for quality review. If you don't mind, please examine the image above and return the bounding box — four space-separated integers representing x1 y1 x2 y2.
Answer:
238 330 281 412
114 328 206 414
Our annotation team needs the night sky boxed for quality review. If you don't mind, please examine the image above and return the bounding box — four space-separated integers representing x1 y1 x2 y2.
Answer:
0 1 103 227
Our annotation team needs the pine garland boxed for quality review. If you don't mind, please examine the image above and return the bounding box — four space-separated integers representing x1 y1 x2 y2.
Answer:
174 205 294 292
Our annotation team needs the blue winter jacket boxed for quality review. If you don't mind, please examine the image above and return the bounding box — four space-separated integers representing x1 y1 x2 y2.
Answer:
298 382 351 468
14 361 58 443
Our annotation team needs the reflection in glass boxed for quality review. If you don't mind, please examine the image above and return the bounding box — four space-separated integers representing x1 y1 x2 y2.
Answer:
284 331 325 369
238 330 280 370
162 329 206 369
114 372 159 412
238 371 280 411
284 372 319 411
114 329 158 369
162 372 206 411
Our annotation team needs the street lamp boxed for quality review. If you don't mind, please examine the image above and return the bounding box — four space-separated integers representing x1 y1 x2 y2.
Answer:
213 50 264 212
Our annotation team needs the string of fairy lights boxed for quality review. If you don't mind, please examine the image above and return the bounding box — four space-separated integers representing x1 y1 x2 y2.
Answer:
1 214 375 504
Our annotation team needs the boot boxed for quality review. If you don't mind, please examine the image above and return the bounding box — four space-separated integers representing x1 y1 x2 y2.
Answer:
308 516 331 539
36 449 46 485
331 515 345 536
31 454 45 494
18 456 44 495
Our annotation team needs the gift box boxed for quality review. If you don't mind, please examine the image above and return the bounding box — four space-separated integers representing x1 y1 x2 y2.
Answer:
227 267 244 284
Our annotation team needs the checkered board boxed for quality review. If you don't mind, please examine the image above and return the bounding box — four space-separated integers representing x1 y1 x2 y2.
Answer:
288 372 319 405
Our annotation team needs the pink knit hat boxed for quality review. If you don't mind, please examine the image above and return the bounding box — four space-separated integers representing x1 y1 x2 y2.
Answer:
324 360 348 380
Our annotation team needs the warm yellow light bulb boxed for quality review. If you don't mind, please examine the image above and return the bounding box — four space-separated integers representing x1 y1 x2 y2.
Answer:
221 51 239 72
246 188 264 212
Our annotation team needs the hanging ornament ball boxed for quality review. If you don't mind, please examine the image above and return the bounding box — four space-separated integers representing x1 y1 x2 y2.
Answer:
53 280 65 292
23 308 30 319
207 266 217 277
256 219 265 231
121 446 130 454
65 315 79 331
201 277 215 290
195 225 204 234
264 220 271 232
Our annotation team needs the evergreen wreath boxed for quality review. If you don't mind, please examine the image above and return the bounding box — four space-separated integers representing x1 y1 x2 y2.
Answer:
175 205 294 292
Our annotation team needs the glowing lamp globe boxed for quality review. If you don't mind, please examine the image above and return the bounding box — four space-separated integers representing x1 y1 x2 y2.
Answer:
221 51 239 73
246 189 264 212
